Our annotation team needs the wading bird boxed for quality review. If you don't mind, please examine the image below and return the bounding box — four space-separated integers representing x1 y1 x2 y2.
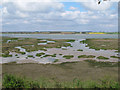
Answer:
98 0 110 5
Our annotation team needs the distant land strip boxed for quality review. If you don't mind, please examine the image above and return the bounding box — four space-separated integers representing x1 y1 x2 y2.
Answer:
1 31 119 34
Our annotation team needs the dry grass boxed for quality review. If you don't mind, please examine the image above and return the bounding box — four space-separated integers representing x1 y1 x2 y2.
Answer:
2 61 118 82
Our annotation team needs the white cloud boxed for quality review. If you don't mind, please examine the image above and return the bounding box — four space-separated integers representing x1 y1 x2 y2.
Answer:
2 7 8 14
69 6 78 10
16 11 28 18
2 1 118 32
82 0 112 11
100 24 116 27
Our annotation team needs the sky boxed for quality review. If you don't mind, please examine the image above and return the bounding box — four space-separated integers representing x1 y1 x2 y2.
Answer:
0 0 119 32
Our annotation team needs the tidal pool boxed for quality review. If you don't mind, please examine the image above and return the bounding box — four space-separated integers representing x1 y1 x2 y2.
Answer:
1 38 119 64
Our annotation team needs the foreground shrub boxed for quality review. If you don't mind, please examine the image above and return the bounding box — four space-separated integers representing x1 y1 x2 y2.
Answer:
3 74 40 88
3 74 120 88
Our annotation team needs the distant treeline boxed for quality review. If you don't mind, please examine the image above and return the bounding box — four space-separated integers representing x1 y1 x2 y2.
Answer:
2 32 119 34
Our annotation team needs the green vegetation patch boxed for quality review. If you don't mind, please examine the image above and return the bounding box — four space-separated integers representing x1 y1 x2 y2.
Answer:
2 37 73 53
3 74 40 88
3 74 120 88
78 55 96 58
80 39 118 50
36 52 45 57
2 51 12 57
62 48 67 50
63 55 74 59
97 56 109 60
15 54 18 56
2 54 12 58
77 49 83 51
20 52 26 55
27 55 34 57
66 39 75 42
110 56 120 59
43 54 56 57
54 59 59 63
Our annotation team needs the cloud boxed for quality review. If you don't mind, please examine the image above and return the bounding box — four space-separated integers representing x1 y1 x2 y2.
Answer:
1 1 118 32
69 6 78 10
82 0 112 11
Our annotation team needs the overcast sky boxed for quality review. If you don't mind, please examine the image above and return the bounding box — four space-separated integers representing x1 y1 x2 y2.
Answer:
1 0 119 32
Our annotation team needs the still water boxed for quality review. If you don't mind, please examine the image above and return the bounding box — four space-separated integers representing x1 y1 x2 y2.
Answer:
2 34 118 39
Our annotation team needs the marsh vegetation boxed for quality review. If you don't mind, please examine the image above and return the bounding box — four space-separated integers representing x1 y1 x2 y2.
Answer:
80 39 119 50
78 55 96 58
3 74 120 88
2 37 74 55
2 61 119 88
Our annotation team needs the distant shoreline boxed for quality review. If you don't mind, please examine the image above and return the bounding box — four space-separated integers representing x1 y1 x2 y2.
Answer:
1 32 119 34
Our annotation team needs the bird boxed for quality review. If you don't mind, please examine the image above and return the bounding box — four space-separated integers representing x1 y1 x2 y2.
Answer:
98 0 101 4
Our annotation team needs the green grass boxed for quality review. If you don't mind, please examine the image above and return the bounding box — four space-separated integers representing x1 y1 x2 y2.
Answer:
20 52 26 55
97 56 109 60
43 54 56 57
15 54 18 56
2 54 12 58
2 51 12 57
78 55 96 58
110 56 120 59
3 74 120 88
62 48 67 50
3 74 40 88
66 39 75 42
63 55 74 59
27 55 34 57
36 52 45 57
54 59 59 63
77 49 83 51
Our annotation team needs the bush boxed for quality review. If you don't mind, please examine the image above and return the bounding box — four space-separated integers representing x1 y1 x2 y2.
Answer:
3 74 40 88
